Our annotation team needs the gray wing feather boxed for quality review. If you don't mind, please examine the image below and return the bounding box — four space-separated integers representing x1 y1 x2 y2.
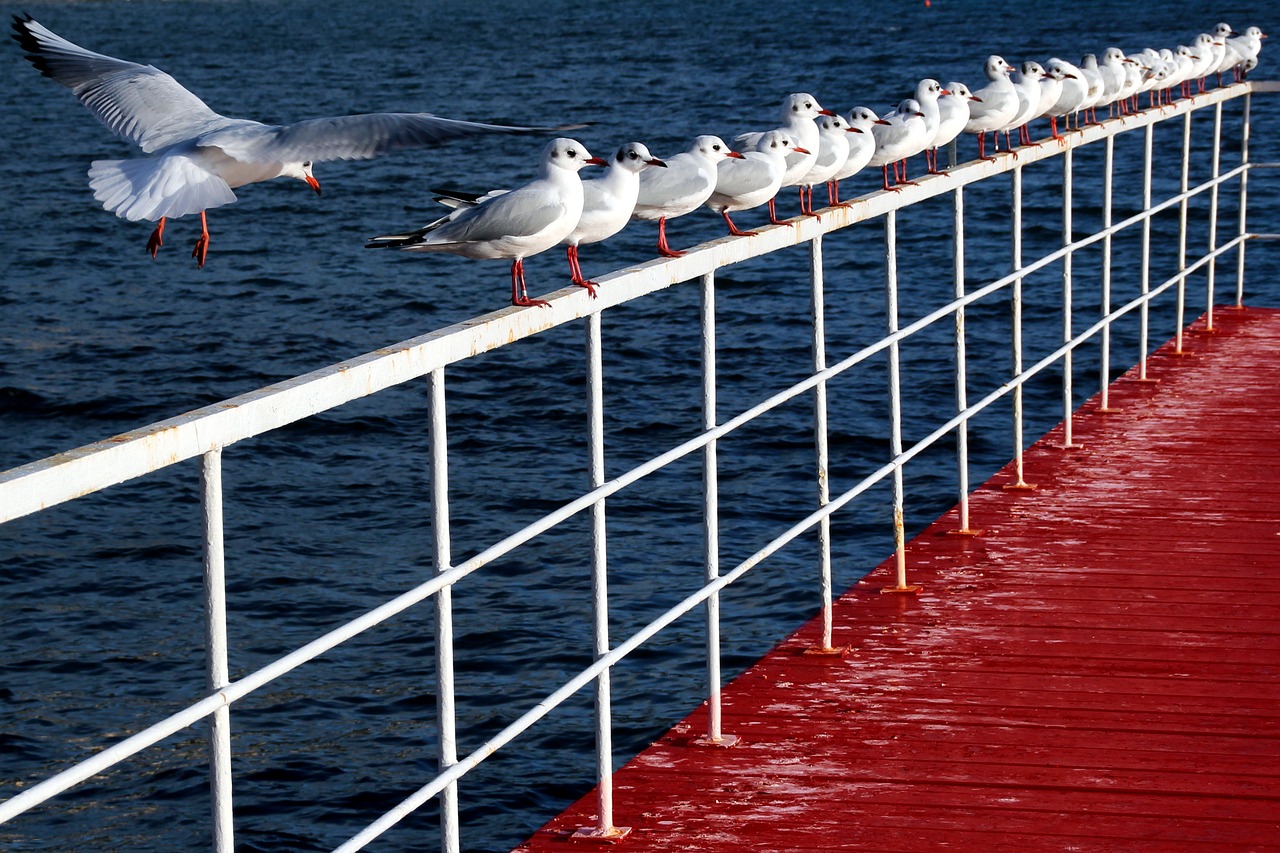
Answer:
430 186 563 244
212 114 585 164
12 15 230 153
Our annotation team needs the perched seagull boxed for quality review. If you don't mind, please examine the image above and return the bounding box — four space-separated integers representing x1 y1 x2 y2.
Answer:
910 79 948 174
1006 61 1047 148
932 83 978 172
705 130 806 237
1211 22 1241 83
1042 59 1083 138
560 142 666 293
631 135 744 258
365 138 604 308
735 93 834 220
1078 54 1105 123
1097 47 1129 116
799 114 855 214
869 99 928 191
1189 33 1220 92
964 55 1019 160
827 107 878 204
11 14 583 267
1227 26 1267 81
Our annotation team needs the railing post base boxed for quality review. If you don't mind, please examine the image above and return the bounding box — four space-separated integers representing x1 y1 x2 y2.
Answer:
946 527 984 537
691 733 741 749
571 825 633 844
880 585 922 595
801 644 852 657
1003 481 1037 491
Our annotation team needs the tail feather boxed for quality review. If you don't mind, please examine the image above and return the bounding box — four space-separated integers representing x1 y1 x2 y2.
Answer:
88 157 236 222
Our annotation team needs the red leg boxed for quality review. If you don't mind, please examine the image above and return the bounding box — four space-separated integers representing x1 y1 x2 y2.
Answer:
510 258 550 308
146 217 166 259
655 217 684 258
721 209 756 237
767 197 786 225
191 211 210 268
566 246 598 297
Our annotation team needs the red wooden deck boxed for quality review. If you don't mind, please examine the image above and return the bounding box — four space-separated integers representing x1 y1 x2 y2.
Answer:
516 306 1280 851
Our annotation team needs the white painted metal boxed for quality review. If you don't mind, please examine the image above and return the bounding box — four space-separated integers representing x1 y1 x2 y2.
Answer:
884 211 910 591
1139 124 1154 381
1010 165 1029 487
1207 102 1223 330
810 237 835 648
428 368 459 853
1177 113 1192 354
582 311 621 837
1237 93 1252 307
699 271 725 743
0 82 1275 853
1100 136 1115 411
201 449 234 853
952 184 972 532
1062 148 1076 448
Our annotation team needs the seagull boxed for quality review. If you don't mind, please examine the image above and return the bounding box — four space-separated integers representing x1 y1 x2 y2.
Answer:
1097 47 1129 116
560 142 664 293
735 93 834 220
631 135 744 258
964 55 1019 160
799 114 855 214
1005 61 1047 148
932 83 977 172
11 14 584 267
910 79 948 174
364 138 604 308
828 107 878 204
705 130 806 237
1042 59 1082 138
1226 26 1267 81
869 99 928 191
1078 54 1105 123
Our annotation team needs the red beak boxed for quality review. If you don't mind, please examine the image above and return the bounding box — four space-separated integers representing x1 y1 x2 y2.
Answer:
727 150 746 159
819 109 836 116
970 95 983 102
585 157 608 166
647 157 668 168
848 126 864 133
306 175 321 195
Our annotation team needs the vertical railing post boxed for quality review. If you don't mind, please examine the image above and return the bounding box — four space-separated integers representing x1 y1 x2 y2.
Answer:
1099 136 1116 412
693 272 739 747
1235 92 1251 308
1206 101 1223 331
573 314 632 839
1138 123 1154 380
881 211 920 595
201 448 233 853
427 368 459 853
1007 166 1035 490
950 184 979 535
1061 147 1077 447
1176 111 1192 353
807 236 839 652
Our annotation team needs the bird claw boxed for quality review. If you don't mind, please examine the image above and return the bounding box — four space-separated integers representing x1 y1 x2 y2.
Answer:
191 236 209 268
657 246 685 259
573 279 599 299
146 221 165 259
513 296 551 308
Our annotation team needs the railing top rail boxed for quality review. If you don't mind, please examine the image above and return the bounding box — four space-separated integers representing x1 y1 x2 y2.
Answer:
0 80 1264 525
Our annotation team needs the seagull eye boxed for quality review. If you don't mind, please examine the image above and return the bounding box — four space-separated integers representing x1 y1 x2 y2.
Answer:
712 144 721 150
567 149 577 158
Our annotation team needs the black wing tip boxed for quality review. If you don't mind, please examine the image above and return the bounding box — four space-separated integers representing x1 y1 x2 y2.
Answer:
429 187 483 203
365 233 422 250
11 13 57 78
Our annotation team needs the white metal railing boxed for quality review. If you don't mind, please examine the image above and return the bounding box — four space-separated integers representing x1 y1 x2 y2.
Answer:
1 80 1276 852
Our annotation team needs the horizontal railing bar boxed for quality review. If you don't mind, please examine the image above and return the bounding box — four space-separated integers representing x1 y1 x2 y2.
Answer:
0 82 1261 525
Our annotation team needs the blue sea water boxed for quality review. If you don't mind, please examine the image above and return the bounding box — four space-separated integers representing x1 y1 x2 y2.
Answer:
2 0 1279 850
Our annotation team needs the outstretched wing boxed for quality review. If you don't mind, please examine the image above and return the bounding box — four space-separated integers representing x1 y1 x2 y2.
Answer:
210 113 589 164
11 14 231 153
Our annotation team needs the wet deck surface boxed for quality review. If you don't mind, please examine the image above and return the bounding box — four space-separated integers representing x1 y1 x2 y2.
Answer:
516 306 1280 852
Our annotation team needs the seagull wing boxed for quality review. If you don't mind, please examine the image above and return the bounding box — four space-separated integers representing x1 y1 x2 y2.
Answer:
428 184 565 245
12 14 232 153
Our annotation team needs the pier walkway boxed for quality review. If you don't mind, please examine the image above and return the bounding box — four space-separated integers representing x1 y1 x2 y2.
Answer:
517 306 1280 851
